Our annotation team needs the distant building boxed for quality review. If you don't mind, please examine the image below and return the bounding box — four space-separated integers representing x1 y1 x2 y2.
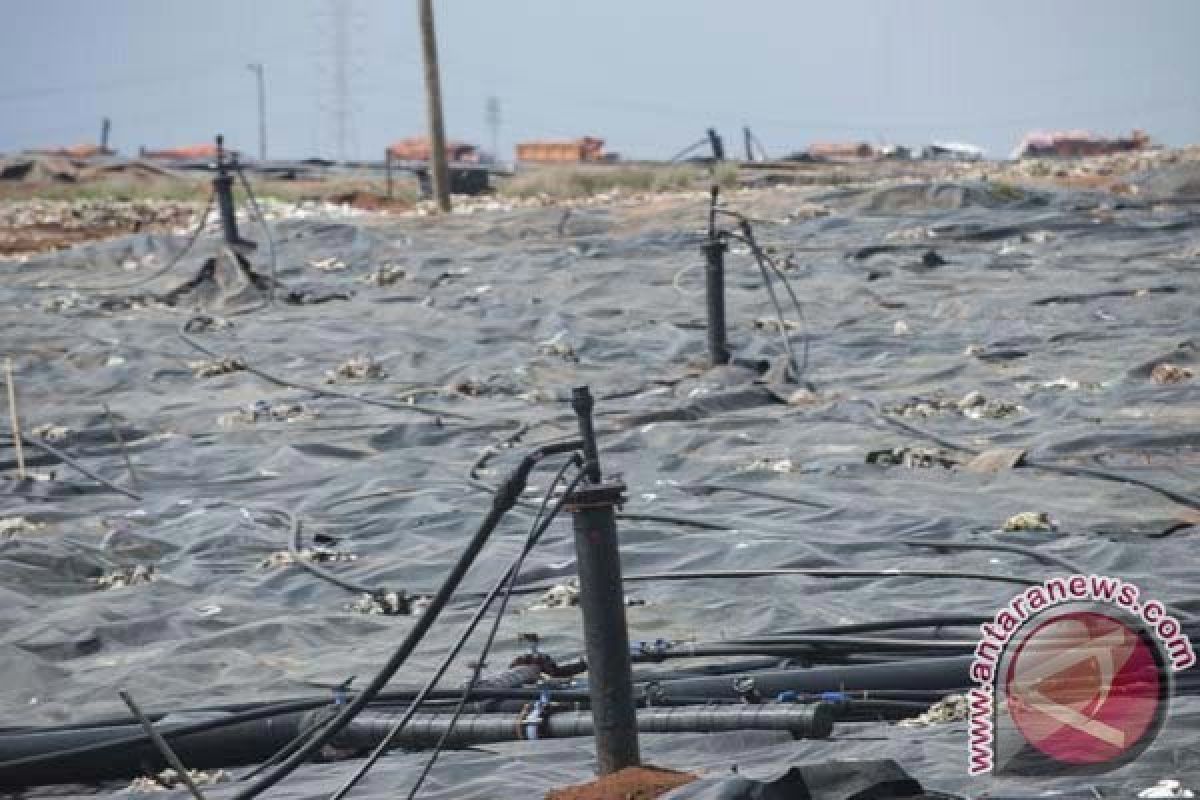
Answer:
387 137 479 163
140 144 221 161
806 141 877 161
25 143 114 159
922 141 986 161
1011 129 1150 159
515 137 610 164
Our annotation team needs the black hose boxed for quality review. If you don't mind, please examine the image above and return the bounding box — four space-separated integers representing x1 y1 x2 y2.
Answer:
177 319 472 422
506 567 1038 597
330 456 584 800
652 656 974 700
17 434 142 501
226 440 581 800
332 705 834 750
869 403 1200 513
898 537 1086 574
26 191 215 292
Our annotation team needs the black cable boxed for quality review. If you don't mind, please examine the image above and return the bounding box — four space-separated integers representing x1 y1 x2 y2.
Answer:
400 459 585 800
678 482 831 509
16 434 142 501
227 440 580 800
729 222 810 383
253 506 384 597
177 318 474 421
233 164 277 307
330 455 584 800
899 537 1086 574
866 401 1200 513
504 567 1038 597
26 190 214 292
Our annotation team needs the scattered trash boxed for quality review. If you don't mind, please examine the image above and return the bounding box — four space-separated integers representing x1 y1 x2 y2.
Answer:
1139 779 1195 799
963 447 1027 473
1002 511 1057 533
218 402 319 427
91 564 156 590
753 317 801 333
527 581 580 611
128 768 231 793
349 590 412 616
189 357 246 378
259 547 357 569
536 331 579 362
1152 363 1194 385
885 391 1021 420
958 391 1022 420
737 457 798 473
898 694 968 728
326 354 387 383
182 314 232 334
30 423 71 442
309 256 347 272
893 319 911 336
867 447 957 469
360 264 406 286
0 516 44 538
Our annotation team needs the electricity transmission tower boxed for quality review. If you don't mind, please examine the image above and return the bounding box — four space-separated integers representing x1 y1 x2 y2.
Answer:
318 0 359 161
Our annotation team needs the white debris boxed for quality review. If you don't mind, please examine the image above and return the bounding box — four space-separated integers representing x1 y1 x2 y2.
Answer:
898 694 968 727
92 564 156 590
527 581 580 611
1002 511 1057 533
0 517 45 538
31 423 71 442
1139 780 1195 799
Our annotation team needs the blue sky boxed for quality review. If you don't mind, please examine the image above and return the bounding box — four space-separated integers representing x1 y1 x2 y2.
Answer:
2 0 1197 160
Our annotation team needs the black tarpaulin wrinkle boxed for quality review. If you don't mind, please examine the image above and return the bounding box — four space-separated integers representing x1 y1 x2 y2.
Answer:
1 177 1199 798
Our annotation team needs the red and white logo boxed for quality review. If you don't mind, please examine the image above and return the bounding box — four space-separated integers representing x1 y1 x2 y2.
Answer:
1001 609 1166 768
967 576 1193 776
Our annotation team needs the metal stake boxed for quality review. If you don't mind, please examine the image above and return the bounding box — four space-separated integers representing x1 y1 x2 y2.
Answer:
4 358 25 479
117 689 209 800
213 135 244 249
567 386 640 774
703 238 730 367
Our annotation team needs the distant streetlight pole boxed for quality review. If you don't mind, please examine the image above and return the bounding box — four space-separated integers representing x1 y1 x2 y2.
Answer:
418 0 451 212
247 63 267 161
486 96 501 163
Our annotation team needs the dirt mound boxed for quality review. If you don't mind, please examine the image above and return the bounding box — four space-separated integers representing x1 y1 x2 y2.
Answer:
546 767 696 800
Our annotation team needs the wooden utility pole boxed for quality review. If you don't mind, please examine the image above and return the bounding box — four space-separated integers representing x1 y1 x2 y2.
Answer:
418 0 451 212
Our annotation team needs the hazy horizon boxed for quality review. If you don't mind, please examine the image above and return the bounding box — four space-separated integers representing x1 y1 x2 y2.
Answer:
2 0 1197 161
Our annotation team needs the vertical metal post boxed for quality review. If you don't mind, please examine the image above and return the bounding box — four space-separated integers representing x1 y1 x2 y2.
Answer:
743 126 754 162
212 135 254 251
567 386 640 774
418 0 451 212
703 238 730 367
213 135 241 248
385 150 394 199
706 127 725 162
100 117 111 152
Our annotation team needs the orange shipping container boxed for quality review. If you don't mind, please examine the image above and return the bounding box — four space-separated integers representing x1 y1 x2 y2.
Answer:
515 137 606 163
387 137 479 162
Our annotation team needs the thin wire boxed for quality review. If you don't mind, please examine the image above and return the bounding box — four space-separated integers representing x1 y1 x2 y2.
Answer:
177 319 474 421
28 190 215 292
234 164 277 307
329 456 585 800
402 459 586 800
